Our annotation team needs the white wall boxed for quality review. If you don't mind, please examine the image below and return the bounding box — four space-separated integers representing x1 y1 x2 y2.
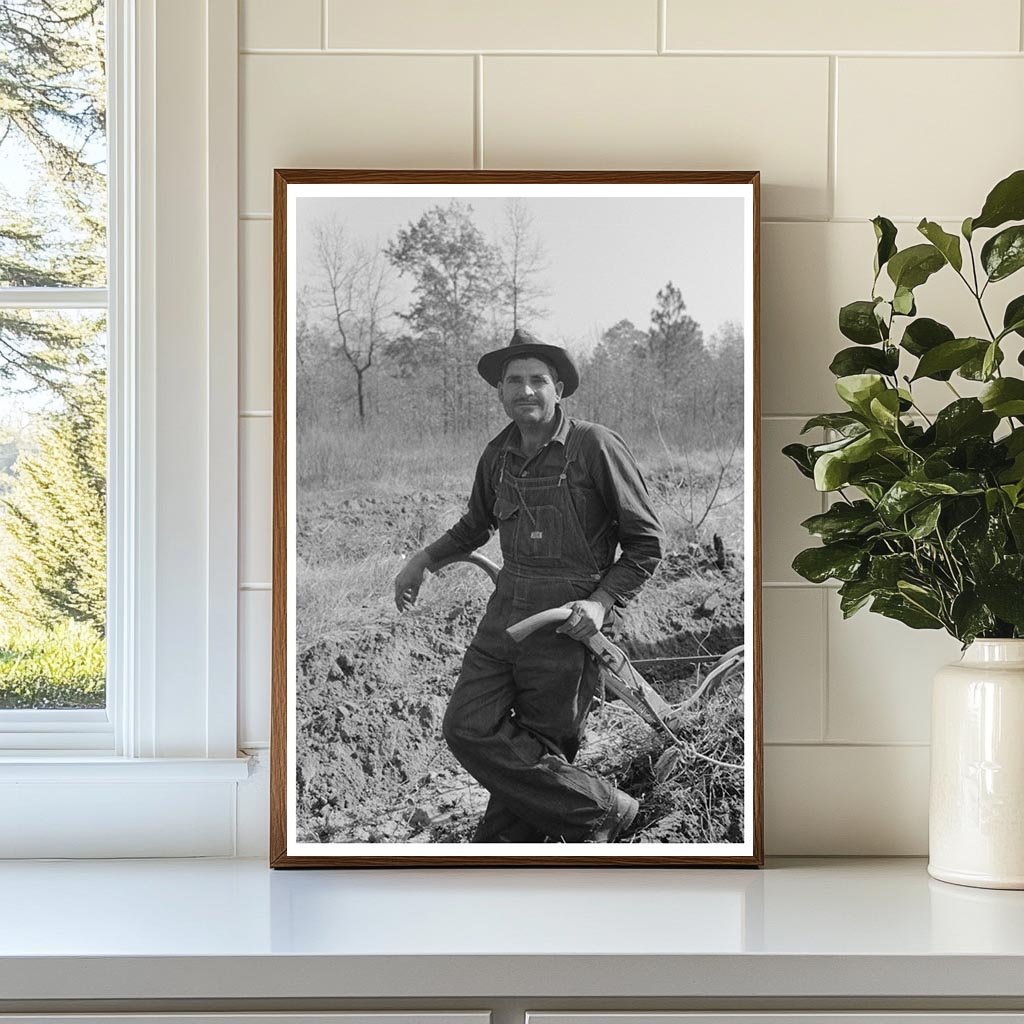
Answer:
234 0 1024 855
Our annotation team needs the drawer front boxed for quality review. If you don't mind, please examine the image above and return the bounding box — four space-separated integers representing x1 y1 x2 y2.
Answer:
0 1016 489 1024
528 1016 1024 1024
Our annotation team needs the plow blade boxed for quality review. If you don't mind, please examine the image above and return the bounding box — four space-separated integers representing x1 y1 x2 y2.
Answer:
506 606 674 731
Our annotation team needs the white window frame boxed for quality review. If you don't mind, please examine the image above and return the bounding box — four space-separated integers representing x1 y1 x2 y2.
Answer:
0 0 249 856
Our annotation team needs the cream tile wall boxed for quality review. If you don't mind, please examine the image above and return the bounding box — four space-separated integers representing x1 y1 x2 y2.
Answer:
236 0 1024 854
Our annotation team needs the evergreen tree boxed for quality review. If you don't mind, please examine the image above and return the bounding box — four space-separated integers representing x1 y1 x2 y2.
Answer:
0 372 106 633
0 1 107 645
0 0 106 395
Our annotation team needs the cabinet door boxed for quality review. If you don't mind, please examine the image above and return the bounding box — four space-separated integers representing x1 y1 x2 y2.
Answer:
0 1015 490 1024
528 1016 1024 1024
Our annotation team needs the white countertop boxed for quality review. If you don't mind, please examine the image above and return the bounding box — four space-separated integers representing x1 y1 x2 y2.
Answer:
1 857 1023 1001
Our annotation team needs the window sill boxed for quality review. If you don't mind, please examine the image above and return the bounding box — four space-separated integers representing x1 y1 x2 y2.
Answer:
0 755 252 782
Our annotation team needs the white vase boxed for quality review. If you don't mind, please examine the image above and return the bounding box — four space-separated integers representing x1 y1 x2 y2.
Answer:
929 639 1024 889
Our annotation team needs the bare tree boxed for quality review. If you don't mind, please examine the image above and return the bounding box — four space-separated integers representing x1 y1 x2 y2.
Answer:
498 199 549 331
312 219 394 424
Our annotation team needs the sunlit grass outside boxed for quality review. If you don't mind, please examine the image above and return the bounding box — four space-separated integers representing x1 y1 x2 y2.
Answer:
0 620 105 709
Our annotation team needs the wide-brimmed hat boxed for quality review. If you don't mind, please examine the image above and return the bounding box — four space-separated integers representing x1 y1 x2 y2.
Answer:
477 328 580 397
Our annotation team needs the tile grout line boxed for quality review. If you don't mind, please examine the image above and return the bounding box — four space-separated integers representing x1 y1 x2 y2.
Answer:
321 0 328 50
474 55 484 169
657 0 666 54
238 47 1024 57
820 429 832 741
820 587 830 743
766 740 931 748
827 55 838 221
1021 0 1024 52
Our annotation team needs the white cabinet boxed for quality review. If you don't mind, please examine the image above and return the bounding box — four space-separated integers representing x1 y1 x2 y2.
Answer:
528 1017 1024 1024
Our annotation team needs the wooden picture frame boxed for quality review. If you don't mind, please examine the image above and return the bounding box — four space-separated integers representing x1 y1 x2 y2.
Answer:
271 170 762 867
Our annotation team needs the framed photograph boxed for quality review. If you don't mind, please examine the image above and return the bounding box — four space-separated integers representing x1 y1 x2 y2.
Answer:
271 170 762 867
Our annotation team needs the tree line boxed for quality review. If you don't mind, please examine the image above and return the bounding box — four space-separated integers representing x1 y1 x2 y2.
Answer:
298 199 744 449
0 0 107 639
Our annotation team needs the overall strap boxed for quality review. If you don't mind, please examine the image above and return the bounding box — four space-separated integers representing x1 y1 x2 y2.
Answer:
558 420 587 485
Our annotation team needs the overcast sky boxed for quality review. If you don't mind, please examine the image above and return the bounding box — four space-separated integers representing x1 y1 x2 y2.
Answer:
296 195 746 352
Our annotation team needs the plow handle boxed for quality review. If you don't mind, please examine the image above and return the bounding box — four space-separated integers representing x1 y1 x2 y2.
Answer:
506 605 574 643
429 551 501 584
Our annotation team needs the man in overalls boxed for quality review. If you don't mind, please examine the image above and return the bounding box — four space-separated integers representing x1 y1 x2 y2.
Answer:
394 329 665 843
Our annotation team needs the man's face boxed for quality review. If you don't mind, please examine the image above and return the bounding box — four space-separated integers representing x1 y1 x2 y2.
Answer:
498 357 563 429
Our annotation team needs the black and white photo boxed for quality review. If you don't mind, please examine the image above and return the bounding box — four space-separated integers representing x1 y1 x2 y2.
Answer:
271 171 762 866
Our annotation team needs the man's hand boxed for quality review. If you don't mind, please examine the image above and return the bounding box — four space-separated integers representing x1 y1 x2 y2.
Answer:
555 599 607 641
394 551 430 611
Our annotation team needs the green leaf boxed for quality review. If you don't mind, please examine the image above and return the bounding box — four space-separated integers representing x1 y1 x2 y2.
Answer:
917 219 963 272
979 378 1024 418
960 344 1004 381
976 577 1024 629
981 225 1024 282
800 413 865 435
792 543 866 583
1008 508 1024 547
911 338 988 381
868 553 915 587
892 286 916 316
908 501 943 539
814 451 850 491
782 442 814 479
982 341 1000 381
835 373 886 413
1003 295 1024 340
962 216 974 241
971 168 1024 232
887 244 946 291
829 345 899 378
800 501 879 543
846 432 888 465
877 479 958 524
900 319 955 372
871 594 943 630
1006 427 1024 457
838 578 878 617
985 487 1010 514
1003 481 1024 506
872 216 898 277
950 593 995 644
810 433 865 456
933 399 999 444
868 389 901 430
933 470 987 493
839 300 886 345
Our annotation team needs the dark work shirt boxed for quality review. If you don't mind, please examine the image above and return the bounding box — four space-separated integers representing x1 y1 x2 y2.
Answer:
429 409 665 606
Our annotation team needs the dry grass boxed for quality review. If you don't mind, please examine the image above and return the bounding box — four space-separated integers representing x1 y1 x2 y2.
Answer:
294 422 747 844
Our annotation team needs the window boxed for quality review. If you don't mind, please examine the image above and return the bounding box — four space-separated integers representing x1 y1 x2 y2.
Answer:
0 0 110 746
0 0 246 856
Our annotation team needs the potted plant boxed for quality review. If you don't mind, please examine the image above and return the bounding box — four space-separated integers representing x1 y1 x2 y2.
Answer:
785 168 1024 889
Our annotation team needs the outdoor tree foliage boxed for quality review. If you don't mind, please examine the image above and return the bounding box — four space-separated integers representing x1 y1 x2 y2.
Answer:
0 0 106 397
785 169 1024 643
311 218 394 424
497 197 549 331
385 200 503 434
298 201 743 454
0 374 106 633
0 0 107 694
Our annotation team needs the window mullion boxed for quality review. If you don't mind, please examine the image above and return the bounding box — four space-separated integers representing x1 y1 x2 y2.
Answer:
0 287 108 310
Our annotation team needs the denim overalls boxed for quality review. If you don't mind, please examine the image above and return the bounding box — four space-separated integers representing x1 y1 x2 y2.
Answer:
442 425 625 842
